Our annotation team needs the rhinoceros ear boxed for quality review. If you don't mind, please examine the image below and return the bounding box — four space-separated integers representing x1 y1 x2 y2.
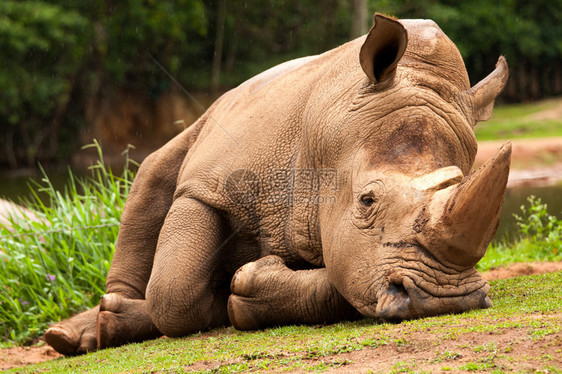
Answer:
360 14 408 84
467 56 509 124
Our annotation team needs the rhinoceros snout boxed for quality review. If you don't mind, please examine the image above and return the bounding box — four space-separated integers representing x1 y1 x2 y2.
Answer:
364 274 492 322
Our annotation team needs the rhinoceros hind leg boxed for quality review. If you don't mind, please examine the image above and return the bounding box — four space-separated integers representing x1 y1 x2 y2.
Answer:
228 255 360 330
97 293 162 349
44 306 98 355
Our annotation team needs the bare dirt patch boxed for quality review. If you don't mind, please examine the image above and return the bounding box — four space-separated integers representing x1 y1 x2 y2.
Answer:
0 345 62 370
475 137 562 187
482 261 562 281
526 100 562 122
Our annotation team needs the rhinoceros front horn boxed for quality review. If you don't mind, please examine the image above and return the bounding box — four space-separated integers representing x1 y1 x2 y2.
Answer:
420 143 511 268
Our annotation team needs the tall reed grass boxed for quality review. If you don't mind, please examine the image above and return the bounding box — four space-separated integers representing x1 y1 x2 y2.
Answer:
0 142 136 345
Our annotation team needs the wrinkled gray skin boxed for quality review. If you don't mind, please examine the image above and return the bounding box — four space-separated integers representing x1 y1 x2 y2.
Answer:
45 14 511 355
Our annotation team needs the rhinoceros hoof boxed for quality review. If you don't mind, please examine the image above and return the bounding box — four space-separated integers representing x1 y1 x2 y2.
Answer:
97 293 135 348
228 255 287 330
97 293 125 349
44 307 98 355
230 255 285 296
97 293 162 348
100 293 122 312
44 325 97 355
227 295 259 330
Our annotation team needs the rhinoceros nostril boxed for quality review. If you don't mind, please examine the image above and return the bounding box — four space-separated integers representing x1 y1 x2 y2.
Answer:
374 280 414 322
387 281 408 298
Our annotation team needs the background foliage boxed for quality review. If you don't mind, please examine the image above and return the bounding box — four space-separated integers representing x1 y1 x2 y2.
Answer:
0 0 560 168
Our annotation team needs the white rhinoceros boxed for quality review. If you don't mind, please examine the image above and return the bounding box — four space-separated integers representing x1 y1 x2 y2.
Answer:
45 14 510 354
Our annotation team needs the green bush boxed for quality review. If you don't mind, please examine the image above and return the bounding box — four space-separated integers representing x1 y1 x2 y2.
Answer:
478 196 562 271
0 142 136 345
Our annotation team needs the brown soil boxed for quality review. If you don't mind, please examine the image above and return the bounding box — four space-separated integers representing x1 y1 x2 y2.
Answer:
324 314 562 373
0 345 62 370
527 100 562 121
482 261 562 281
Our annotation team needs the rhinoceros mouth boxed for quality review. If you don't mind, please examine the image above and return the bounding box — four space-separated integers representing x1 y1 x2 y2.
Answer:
357 274 491 322
354 243 492 321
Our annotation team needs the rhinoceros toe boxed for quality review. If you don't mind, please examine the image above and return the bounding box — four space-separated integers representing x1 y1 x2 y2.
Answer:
228 255 289 330
96 293 161 349
230 255 285 296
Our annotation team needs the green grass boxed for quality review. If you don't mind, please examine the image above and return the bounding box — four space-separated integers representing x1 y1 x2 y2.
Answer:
474 97 562 141
5 271 561 373
0 142 135 345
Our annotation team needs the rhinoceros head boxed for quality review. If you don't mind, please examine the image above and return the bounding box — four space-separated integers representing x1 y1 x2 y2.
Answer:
319 15 510 321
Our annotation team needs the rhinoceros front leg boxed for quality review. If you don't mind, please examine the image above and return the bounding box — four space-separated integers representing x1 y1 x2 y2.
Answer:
144 196 231 337
228 255 360 330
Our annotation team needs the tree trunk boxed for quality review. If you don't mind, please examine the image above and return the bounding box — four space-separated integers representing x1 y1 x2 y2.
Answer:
224 34 237 76
554 65 562 95
211 0 226 93
529 67 540 100
517 62 528 102
5 128 17 169
350 0 368 38
504 69 518 102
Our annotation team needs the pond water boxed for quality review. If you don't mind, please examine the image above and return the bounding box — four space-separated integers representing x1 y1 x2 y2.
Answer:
0 170 71 203
1 171 561 243
496 184 562 242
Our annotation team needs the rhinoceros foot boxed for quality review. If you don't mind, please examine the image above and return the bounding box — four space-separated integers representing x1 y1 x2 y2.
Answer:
228 255 287 330
96 293 161 349
228 255 359 330
44 306 98 355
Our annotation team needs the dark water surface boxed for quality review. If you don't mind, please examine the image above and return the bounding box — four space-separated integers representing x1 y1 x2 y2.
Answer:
496 184 562 242
1 171 561 243
0 169 72 203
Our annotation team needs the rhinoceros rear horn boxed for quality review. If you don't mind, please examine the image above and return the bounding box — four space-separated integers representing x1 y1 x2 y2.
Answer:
467 56 509 124
360 14 408 84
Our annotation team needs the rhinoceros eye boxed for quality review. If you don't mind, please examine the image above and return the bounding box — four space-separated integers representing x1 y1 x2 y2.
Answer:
354 183 385 229
360 194 376 207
